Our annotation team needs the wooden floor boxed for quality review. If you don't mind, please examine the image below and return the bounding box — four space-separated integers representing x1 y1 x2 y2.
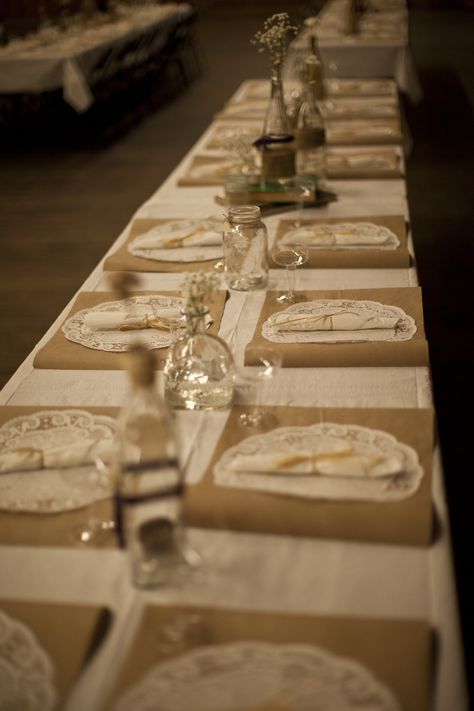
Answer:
0 4 473 695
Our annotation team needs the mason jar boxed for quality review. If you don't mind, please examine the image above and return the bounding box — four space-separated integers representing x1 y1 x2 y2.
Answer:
223 205 269 291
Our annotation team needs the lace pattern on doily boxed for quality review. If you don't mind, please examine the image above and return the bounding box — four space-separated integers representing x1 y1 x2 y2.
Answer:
0 409 118 512
214 423 423 502
62 295 184 352
262 300 416 344
0 609 57 711
128 220 224 263
113 641 400 711
279 222 400 251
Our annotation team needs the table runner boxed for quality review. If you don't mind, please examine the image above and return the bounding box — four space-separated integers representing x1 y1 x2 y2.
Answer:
106 603 431 711
186 405 434 546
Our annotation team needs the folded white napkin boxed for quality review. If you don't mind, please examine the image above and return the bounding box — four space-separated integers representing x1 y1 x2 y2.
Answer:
330 153 394 169
228 446 402 479
272 310 401 332
134 224 222 249
283 223 391 247
83 306 182 332
0 438 114 475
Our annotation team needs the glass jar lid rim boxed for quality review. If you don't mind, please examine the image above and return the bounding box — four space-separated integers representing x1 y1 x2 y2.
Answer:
228 205 261 222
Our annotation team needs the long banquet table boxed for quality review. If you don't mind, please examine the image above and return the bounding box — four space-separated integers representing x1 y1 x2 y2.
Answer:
0 76 468 709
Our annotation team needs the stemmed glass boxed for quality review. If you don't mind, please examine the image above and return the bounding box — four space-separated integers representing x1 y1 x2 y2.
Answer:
238 347 282 427
279 175 316 227
271 244 309 303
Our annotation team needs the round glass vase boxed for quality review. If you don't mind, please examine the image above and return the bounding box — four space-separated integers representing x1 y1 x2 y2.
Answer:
163 311 235 411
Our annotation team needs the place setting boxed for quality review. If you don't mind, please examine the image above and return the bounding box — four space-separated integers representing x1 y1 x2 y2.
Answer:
243 287 429 368
105 603 432 711
325 146 404 179
104 216 226 273
325 118 403 145
272 214 410 268
0 405 120 547
33 289 227 371
0 599 111 711
185 404 434 545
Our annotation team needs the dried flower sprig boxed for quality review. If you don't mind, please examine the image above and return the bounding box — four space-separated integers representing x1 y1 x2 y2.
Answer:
252 12 299 68
215 128 258 174
181 271 220 320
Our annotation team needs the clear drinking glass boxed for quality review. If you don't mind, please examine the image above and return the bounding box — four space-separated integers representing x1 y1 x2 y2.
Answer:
238 347 282 427
71 456 116 545
271 244 309 303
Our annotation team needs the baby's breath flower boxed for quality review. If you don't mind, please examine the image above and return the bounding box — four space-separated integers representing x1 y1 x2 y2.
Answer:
181 271 219 320
252 12 299 68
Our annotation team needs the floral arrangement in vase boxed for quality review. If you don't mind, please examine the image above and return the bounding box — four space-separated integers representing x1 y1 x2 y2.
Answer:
252 12 299 70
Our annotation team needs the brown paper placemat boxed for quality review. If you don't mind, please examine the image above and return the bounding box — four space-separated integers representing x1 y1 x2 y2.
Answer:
33 290 227 370
104 219 222 273
0 405 119 548
244 287 428 368
273 215 410 269
186 405 434 546
326 119 402 146
177 156 239 186
107 604 431 711
0 599 111 710
325 148 403 179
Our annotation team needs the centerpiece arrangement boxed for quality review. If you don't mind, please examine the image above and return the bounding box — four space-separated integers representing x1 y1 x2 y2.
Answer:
164 272 235 410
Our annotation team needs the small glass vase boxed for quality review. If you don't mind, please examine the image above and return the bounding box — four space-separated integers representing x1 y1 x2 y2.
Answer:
257 67 295 181
164 311 235 411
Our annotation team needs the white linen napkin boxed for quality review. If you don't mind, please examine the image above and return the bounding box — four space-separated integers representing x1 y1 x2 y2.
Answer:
271 310 401 332
83 306 183 332
0 438 114 474
228 447 402 479
134 224 223 249
282 223 392 247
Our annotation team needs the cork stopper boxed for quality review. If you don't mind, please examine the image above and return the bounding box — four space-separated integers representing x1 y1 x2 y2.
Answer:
123 344 155 388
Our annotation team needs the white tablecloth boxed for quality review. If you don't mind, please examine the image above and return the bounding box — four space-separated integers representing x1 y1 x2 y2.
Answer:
0 83 467 710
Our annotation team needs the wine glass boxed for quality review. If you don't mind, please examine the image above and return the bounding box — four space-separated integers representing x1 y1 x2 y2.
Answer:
238 347 282 427
279 175 316 227
271 244 309 303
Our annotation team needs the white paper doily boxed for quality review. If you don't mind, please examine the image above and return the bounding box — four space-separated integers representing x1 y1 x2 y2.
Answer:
188 159 241 180
0 609 57 711
63 295 184 352
0 409 118 512
279 223 400 251
320 99 397 119
214 423 423 502
262 300 416 344
128 220 224 263
113 641 400 711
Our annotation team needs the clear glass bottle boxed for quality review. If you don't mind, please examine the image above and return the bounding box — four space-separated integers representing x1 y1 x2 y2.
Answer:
304 24 325 100
256 67 295 180
117 345 190 588
164 310 235 411
224 205 269 291
295 55 326 179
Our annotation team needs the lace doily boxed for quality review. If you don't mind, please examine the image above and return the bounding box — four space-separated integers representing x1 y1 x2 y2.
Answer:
214 423 423 502
0 409 117 512
326 150 398 171
327 122 398 141
113 641 400 711
0 609 57 711
279 223 400 251
128 220 224 263
262 300 416 344
63 295 184 352
326 79 394 96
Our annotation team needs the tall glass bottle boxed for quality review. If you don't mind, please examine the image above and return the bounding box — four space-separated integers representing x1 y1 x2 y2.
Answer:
256 68 295 181
295 55 326 179
302 19 325 100
224 205 268 291
117 345 190 588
